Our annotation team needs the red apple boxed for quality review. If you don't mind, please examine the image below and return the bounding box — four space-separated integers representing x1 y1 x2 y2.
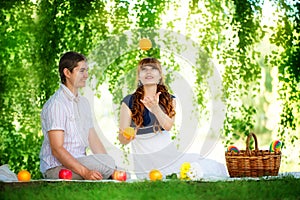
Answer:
112 170 127 181
59 168 72 180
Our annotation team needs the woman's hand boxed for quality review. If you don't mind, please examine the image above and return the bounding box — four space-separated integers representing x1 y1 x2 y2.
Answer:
140 92 161 112
119 103 134 145
141 94 176 131
118 128 135 145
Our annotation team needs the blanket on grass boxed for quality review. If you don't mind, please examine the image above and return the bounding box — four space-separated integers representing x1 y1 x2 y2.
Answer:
1 164 299 183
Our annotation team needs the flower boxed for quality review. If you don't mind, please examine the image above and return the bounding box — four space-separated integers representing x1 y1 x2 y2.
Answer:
180 162 191 180
180 162 203 181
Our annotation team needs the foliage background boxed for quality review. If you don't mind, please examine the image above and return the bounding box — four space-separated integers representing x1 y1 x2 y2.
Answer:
0 0 299 178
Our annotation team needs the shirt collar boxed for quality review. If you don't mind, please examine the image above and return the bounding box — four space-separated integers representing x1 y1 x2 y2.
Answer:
60 83 80 103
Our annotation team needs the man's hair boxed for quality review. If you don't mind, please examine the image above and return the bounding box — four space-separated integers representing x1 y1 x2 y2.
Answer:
59 51 86 84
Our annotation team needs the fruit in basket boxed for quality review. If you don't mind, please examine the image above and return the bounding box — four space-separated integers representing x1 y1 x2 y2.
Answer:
123 127 135 139
269 140 282 152
227 145 240 153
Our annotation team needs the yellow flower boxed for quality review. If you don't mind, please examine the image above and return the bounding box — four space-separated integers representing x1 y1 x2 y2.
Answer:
180 162 191 172
180 171 189 180
180 162 191 180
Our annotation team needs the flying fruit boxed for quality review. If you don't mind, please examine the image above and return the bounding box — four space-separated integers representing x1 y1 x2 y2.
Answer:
139 38 152 51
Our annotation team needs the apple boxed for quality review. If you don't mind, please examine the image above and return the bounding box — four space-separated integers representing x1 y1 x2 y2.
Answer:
112 170 127 181
59 168 72 180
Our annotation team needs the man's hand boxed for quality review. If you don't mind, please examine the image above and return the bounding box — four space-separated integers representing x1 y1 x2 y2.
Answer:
82 169 103 180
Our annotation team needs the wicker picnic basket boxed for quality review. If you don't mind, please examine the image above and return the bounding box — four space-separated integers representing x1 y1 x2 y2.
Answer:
225 132 281 177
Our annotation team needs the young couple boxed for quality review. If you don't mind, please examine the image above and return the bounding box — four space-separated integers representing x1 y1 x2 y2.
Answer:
39 51 227 180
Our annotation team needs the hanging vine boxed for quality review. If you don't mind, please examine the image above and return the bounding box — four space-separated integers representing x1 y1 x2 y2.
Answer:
0 0 42 178
267 1 300 169
221 0 264 146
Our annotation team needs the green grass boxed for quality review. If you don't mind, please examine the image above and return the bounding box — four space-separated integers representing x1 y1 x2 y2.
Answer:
1 177 300 200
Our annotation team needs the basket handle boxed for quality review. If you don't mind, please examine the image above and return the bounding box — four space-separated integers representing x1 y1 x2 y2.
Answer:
246 132 259 153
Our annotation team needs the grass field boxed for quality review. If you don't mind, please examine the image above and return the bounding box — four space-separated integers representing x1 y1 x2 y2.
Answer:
1 176 300 200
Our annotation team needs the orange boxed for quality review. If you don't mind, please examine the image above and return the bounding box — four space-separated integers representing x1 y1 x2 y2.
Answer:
17 170 31 182
149 169 162 181
139 38 152 51
123 127 135 139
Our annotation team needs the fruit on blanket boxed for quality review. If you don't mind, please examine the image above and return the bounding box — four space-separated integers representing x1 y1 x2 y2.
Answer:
149 169 162 181
139 38 152 50
59 169 72 180
17 170 31 182
112 170 127 181
123 127 135 139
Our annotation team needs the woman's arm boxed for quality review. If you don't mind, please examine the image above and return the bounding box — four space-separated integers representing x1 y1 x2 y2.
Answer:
118 102 134 145
141 93 176 131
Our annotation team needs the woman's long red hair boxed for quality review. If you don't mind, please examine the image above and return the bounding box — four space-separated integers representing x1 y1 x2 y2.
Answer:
131 58 176 127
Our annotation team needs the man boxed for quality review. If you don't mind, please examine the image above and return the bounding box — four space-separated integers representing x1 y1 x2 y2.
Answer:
39 51 116 180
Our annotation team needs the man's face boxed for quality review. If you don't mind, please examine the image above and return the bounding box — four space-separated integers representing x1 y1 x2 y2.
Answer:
70 61 89 88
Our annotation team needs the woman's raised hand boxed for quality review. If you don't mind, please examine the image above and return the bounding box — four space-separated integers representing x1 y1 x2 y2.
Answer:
140 92 161 112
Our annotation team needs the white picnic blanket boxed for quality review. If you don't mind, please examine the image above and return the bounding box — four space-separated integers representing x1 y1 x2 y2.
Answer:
1 164 299 183
0 164 18 182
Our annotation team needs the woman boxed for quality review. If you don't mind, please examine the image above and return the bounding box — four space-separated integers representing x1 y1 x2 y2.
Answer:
118 57 227 179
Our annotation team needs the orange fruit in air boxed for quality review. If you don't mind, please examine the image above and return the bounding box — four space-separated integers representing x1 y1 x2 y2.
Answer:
139 38 152 51
17 170 31 182
123 127 135 139
149 169 163 181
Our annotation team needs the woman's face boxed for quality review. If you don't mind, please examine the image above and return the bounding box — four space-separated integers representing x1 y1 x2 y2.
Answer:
138 64 161 86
